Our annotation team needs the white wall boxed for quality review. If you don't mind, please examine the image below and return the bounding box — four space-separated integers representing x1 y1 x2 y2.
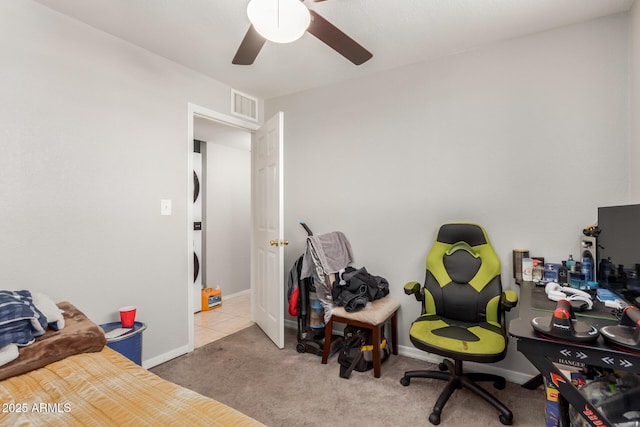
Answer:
0 1 261 364
267 13 629 378
631 1 640 202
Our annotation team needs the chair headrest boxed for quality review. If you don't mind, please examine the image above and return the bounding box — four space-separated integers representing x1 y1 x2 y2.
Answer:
437 223 488 247
427 223 500 292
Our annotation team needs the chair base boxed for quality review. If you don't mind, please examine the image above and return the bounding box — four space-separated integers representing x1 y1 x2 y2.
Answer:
400 359 513 426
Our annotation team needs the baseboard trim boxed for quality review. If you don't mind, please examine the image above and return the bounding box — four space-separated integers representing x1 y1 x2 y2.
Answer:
397 345 533 386
146 292 251 369
222 289 251 300
142 344 190 369
284 319 297 330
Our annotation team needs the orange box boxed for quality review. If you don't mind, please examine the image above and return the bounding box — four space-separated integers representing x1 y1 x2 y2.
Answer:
201 287 222 311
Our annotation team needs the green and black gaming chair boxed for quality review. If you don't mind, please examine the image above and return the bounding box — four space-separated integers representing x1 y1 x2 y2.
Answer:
401 223 518 425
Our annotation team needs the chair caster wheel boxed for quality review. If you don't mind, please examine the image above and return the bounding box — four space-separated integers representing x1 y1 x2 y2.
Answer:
296 343 305 353
499 414 513 425
428 412 441 425
438 362 448 371
494 379 506 390
400 377 410 386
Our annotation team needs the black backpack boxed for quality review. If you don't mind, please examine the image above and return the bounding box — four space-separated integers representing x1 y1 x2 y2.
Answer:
338 326 391 379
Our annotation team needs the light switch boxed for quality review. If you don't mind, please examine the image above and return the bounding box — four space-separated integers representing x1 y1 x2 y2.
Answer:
160 199 172 216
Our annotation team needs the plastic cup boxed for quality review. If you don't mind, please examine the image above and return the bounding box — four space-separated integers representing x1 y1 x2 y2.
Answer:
119 306 137 328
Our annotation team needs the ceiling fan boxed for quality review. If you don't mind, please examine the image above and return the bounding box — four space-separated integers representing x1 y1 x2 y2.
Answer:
232 0 372 66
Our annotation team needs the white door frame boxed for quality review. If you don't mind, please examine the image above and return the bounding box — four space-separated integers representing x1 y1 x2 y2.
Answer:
186 102 259 352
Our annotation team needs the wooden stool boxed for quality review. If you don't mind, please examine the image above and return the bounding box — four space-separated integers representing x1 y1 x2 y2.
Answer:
321 297 400 378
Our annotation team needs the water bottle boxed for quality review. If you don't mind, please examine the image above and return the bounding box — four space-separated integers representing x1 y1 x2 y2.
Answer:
309 299 324 329
581 255 593 283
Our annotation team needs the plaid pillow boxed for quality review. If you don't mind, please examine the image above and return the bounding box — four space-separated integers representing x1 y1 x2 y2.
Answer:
0 290 48 347
0 320 35 347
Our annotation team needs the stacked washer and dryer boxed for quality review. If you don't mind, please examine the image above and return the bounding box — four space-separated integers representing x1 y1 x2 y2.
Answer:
193 140 204 313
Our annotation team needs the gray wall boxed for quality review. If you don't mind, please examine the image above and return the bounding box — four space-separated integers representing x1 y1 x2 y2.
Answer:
631 1 640 201
0 1 260 364
267 13 630 380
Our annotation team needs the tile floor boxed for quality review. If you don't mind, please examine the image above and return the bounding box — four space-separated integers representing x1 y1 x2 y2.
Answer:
194 292 253 348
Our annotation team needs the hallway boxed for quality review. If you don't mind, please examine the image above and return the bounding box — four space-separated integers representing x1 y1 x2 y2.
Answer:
194 293 253 348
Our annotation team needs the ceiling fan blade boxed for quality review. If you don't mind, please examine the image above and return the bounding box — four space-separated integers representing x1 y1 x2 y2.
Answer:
306 10 372 65
232 25 266 65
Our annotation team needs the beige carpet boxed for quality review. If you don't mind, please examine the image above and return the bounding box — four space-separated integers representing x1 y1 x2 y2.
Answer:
150 325 546 426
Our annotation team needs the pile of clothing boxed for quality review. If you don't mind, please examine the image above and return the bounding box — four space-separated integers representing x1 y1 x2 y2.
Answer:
332 266 389 313
0 290 65 367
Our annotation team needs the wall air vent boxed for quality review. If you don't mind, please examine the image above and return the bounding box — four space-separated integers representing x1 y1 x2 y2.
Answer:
231 89 258 122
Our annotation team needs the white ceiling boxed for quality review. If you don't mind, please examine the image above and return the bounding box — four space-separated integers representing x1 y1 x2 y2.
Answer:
34 0 635 100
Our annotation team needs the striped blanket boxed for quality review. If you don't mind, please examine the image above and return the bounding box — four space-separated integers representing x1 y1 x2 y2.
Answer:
0 290 47 348
0 347 265 426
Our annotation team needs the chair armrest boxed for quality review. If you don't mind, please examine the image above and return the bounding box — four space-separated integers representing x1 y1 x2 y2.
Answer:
404 281 423 301
501 290 518 311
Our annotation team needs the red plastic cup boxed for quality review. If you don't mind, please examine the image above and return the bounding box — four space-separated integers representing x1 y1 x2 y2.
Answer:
119 306 136 328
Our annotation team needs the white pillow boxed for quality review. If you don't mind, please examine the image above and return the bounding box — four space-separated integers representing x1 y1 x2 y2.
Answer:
0 344 19 367
31 292 65 330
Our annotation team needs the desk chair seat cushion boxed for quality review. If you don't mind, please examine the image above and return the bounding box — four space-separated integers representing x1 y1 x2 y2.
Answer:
409 315 506 362
331 297 400 325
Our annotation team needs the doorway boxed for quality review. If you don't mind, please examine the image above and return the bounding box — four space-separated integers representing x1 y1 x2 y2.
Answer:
187 103 259 351
193 119 252 347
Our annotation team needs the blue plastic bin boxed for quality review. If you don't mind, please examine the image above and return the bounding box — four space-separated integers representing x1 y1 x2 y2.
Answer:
100 321 146 366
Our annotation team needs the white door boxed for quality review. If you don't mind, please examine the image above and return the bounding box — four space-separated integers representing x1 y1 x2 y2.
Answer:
252 112 285 349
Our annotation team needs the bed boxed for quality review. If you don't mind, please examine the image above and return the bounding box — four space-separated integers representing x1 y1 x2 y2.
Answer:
0 301 263 426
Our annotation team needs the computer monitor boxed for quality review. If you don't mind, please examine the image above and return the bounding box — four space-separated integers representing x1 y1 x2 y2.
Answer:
597 204 640 271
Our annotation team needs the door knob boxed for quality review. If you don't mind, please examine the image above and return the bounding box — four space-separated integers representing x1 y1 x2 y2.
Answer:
269 239 289 246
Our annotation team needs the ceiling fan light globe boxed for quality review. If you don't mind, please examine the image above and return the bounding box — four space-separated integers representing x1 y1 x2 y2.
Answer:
247 0 310 44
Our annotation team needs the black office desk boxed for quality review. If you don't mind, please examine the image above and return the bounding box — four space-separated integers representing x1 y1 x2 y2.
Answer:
509 281 640 427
